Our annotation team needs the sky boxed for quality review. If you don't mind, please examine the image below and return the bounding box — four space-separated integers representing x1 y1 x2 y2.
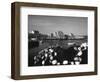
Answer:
28 15 87 35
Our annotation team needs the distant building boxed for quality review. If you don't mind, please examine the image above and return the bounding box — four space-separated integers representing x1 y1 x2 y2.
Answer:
68 33 75 39
75 35 87 39
64 34 68 40
51 33 54 37
55 32 59 38
31 30 39 35
58 31 65 39
29 30 87 40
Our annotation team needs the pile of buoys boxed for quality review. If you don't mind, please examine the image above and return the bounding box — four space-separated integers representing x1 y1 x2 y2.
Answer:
33 42 88 66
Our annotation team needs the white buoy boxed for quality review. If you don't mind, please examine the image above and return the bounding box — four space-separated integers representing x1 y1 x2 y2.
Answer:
78 47 81 51
71 62 74 65
79 57 82 62
34 61 37 64
50 56 53 60
34 56 36 60
42 60 45 65
75 61 80 65
63 60 68 65
52 60 57 65
57 62 60 65
54 52 57 56
81 42 87 47
41 56 44 59
77 51 82 56
81 42 87 50
74 57 78 61
49 49 53 53
45 53 48 57
74 47 77 51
